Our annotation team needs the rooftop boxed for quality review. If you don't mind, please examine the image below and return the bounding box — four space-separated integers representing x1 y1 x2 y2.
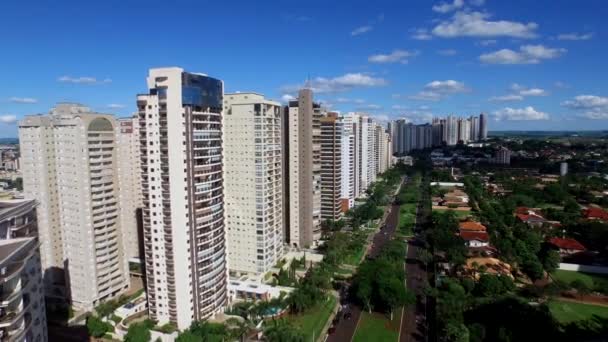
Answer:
0 237 34 265
460 231 489 242
548 237 586 251
459 221 487 232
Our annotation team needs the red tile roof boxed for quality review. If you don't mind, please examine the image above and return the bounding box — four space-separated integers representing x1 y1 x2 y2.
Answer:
548 237 586 251
515 207 531 215
460 231 489 242
516 213 546 223
459 221 487 232
582 207 608 221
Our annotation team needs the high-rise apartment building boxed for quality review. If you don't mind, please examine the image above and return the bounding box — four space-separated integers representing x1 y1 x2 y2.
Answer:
0 199 48 342
479 113 488 140
117 117 144 263
341 114 360 202
319 113 343 221
366 118 377 186
19 103 130 311
283 88 322 248
223 93 283 276
137 67 227 329
446 115 458 146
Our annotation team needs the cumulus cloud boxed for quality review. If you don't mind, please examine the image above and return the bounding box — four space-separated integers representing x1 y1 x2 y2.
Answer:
58 76 112 84
107 104 125 109
437 49 458 56
479 45 566 64
432 0 465 13
356 104 382 111
282 73 387 94
410 80 470 101
9 97 38 104
368 50 418 64
281 94 295 103
489 94 524 102
519 88 548 96
562 95 608 120
410 28 433 40
557 32 594 41
493 106 549 121
335 98 365 104
432 11 538 39
562 95 608 109
0 115 17 124
351 25 373 36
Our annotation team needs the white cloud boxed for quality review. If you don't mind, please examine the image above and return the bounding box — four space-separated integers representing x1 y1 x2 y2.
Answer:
335 98 365 104
478 39 497 46
0 115 17 124
432 11 538 39
469 0 485 5
557 32 594 41
368 50 418 64
410 28 433 40
561 95 608 120
437 49 458 56
281 94 295 103
518 88 548 96
432 0 464 14
392 105 408 110
351 25 372 36
562 95 608 109
410 80 470 101
479 45 566 64
356 104 382 111
107 104 125 109
493 106 549 120
282 73 388 94
489 94 524 102
554 81 569 89
9 97 38 104
58 76 112 84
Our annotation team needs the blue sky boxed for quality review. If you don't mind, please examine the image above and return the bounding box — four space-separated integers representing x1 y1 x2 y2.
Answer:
1 0 607 136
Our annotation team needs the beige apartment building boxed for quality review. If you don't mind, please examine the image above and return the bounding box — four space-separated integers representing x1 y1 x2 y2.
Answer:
137 67 227 329
116 117 143 263
19 104 130 311
283 88 322 248
0 199 48 342
223 93 283 276
319 113 343 221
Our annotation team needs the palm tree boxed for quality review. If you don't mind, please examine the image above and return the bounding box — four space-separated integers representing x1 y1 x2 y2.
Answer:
264 319 304 342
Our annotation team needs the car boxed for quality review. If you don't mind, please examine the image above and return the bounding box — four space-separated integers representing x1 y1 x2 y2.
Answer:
344 312 352 320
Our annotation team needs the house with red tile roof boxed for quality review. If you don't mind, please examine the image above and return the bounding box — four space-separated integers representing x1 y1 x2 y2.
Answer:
459 221 487 232
581 207 608 222
515 207 561 228
460 231 490 248
548 237 586 256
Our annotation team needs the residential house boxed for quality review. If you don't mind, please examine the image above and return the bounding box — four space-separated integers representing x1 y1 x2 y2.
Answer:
548 237 586 256
581 207 608 222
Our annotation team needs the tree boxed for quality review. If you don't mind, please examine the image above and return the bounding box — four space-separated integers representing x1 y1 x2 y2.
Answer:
445 322 470 342
540 249 561 274
124 320 153 342
571 279 591 295
86 315 111 338
175 331 203 342
264 319 304 342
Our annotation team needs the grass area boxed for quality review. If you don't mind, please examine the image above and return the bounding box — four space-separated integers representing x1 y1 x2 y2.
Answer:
353 309 402 342
289 295 337 342
432 208 472 219
548 300 608 323
344 246 365 266
552 270 608 292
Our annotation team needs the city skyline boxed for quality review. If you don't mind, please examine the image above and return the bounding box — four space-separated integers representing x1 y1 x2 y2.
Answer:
1 0 608 136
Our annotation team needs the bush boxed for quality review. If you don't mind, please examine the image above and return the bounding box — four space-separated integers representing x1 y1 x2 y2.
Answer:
111 314 123 324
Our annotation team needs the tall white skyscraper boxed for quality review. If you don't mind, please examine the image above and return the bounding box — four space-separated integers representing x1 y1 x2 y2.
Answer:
339 116 355 211
19 103 130 311
137 67 227 329
223 93 283 276
117 116 143 263
319 113 343 221
283 89 322 248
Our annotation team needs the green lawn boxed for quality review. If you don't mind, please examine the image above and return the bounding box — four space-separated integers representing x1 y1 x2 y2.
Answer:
552 270 608 292
548 300 608 323
289 295 337 342
432 208 472 219
353 309 402 342
344 246 365 266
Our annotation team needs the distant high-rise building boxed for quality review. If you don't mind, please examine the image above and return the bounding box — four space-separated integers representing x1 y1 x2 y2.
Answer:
560 162 569 176
479 113 488 140
0 199 47 342
137 67 227 329
493 146 511 165
319 113 343 221
117 116 144 263
284 89 322 248
223 93 283 276
470 115 480 142
446 115 458 146
343 113 361 198
19 103 130 311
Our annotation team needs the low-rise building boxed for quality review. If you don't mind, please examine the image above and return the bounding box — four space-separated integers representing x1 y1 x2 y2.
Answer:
548 237 586 256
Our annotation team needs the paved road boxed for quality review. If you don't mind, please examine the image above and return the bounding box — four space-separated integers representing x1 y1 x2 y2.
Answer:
400 179 431 342
327 180 405 342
